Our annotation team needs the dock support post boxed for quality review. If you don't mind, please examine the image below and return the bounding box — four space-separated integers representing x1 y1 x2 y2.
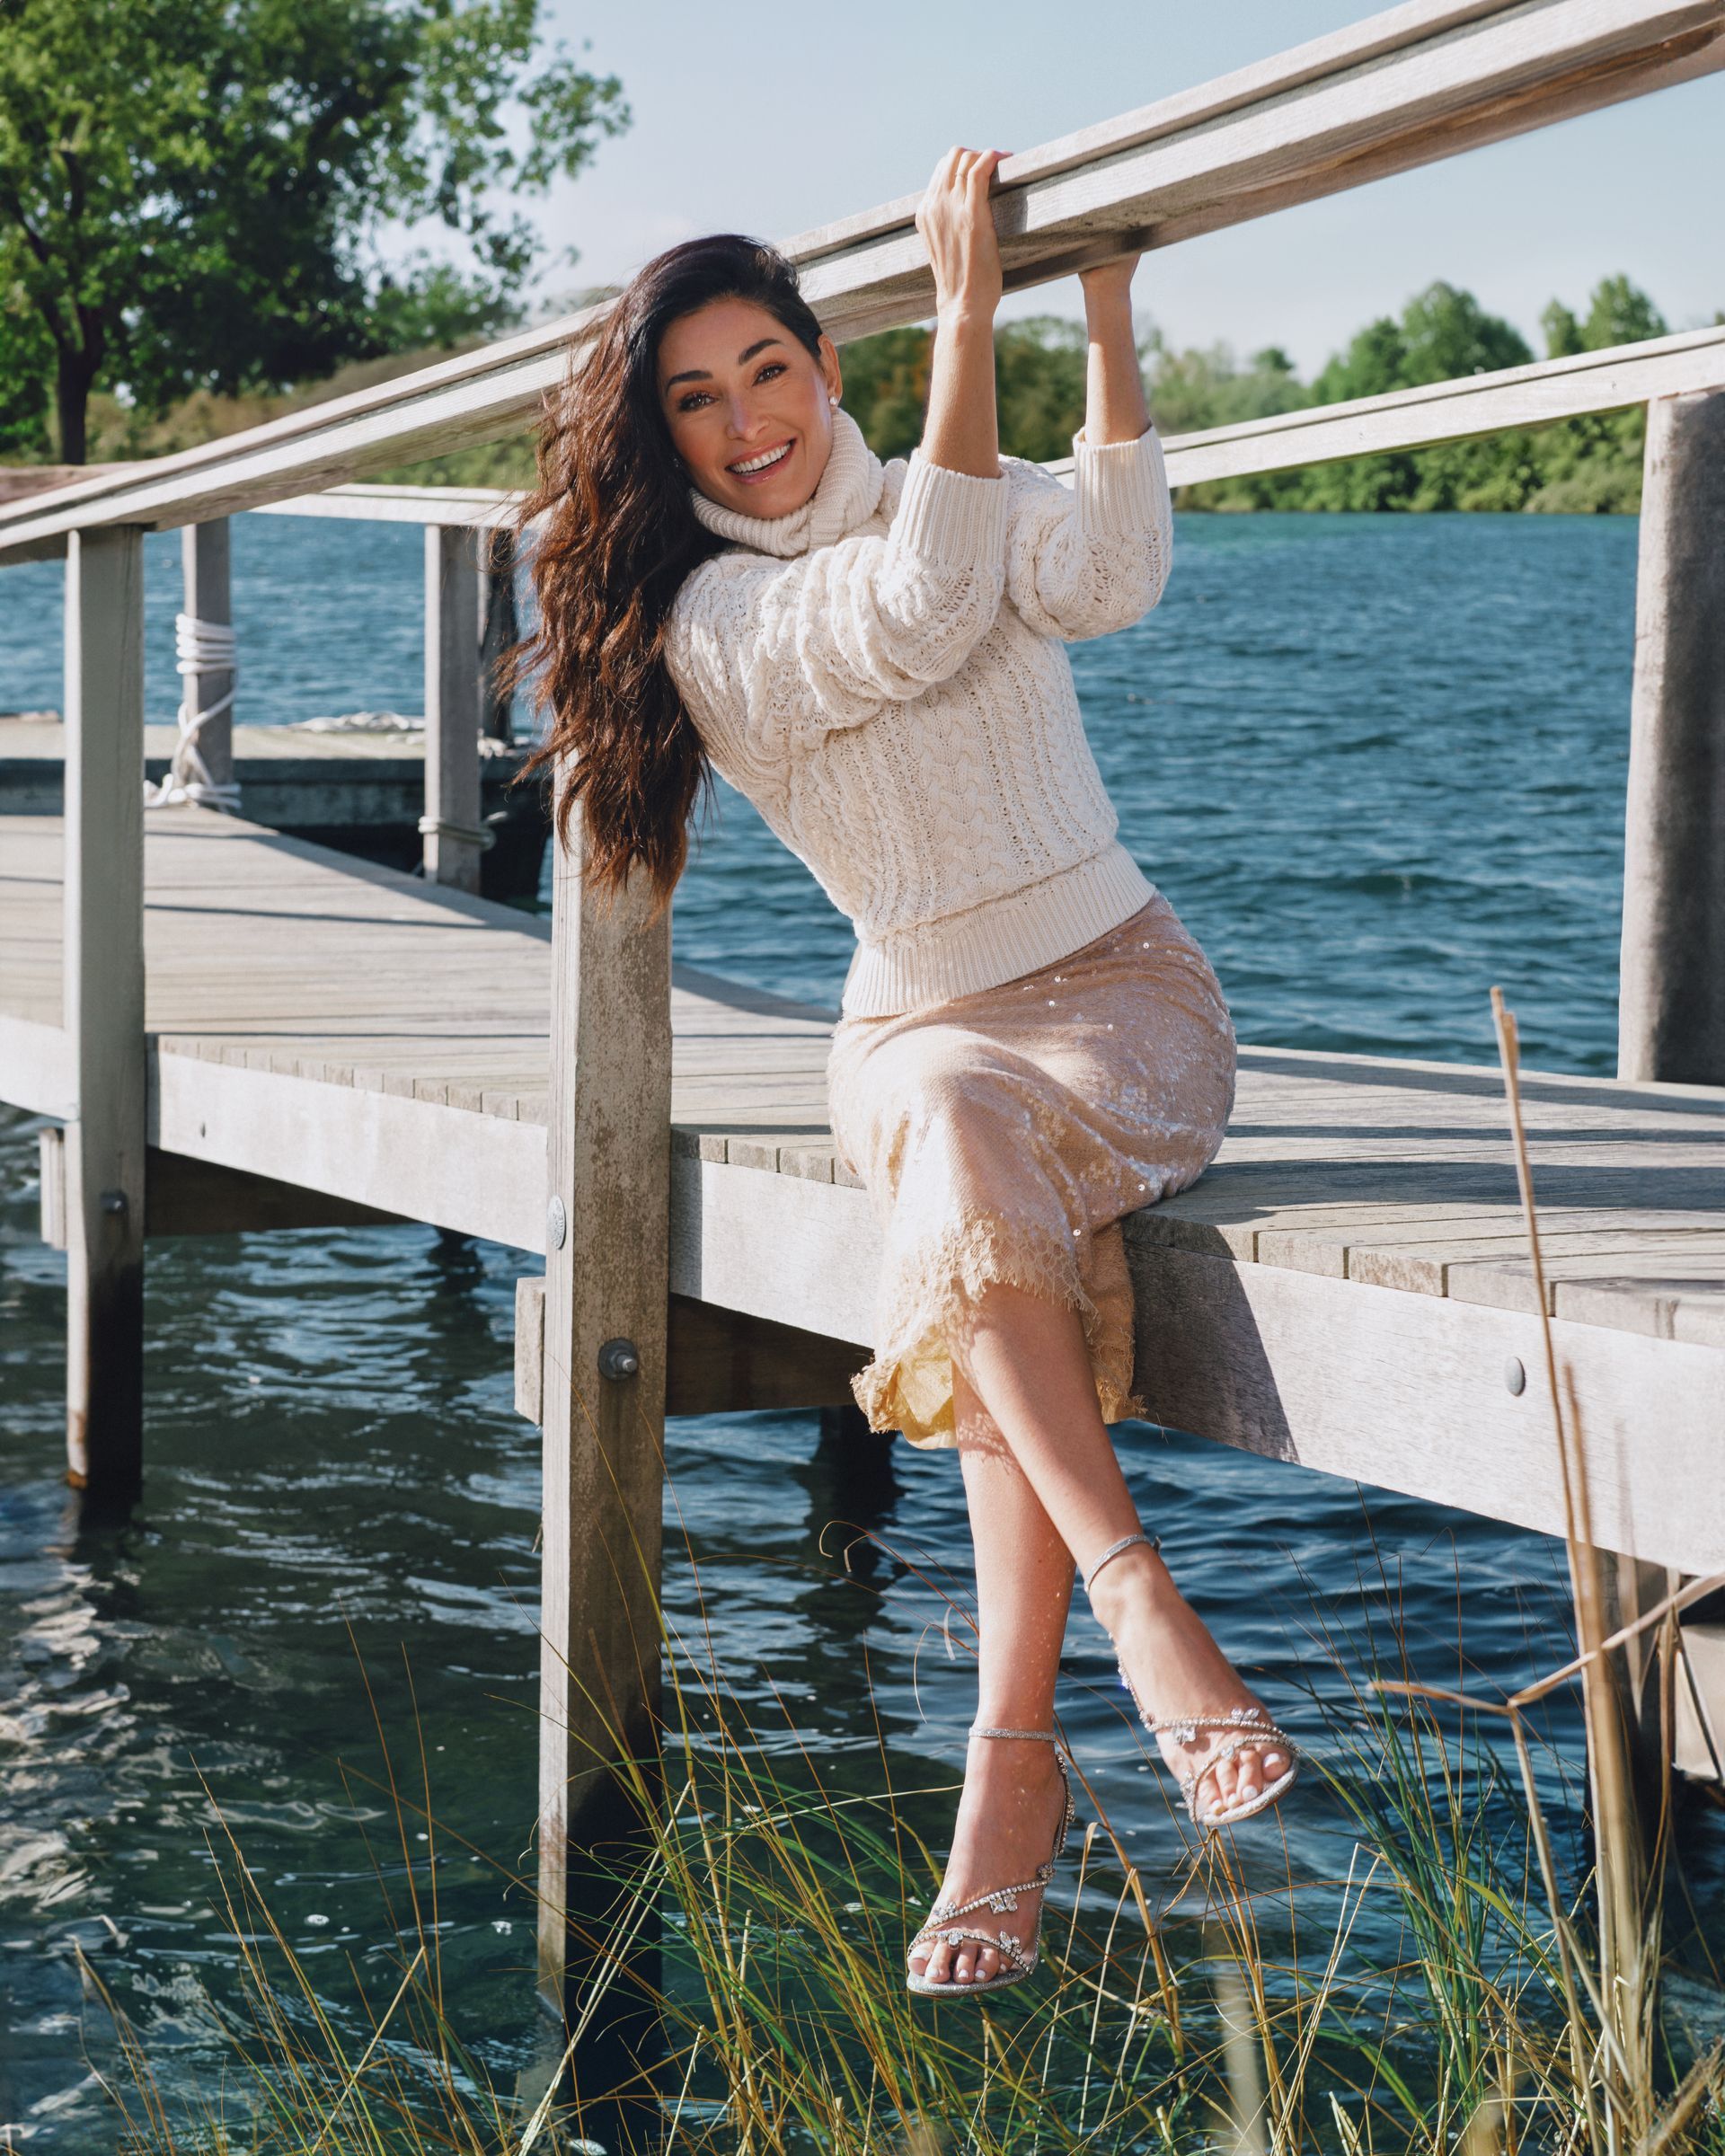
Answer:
537 784 670 2128
1604 1552 1678 1816
181 517 235 801
479 528 517 743
63 526 147 1507
422 524 487 893
1619 386 1725 1086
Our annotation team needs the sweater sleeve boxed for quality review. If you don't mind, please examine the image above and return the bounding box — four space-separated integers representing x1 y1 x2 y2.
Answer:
667 452 1008 768
1002 425 1172 642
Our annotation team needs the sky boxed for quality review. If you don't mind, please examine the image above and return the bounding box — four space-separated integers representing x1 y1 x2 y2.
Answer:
510 0 1725 374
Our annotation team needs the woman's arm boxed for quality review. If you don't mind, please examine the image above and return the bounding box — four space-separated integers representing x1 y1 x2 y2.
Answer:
1078 255 1151 446
668 148 1018 772
1002 250 1172 641
917 146 1006 479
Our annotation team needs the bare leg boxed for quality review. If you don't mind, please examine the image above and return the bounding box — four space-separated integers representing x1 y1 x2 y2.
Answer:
909 1380 1072 1989
956 1282 1288 1824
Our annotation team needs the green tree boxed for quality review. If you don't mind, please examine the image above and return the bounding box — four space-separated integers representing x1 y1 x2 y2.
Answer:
0 293 53 456
994 314 1087 462
1542 298 1585 358
1310 315 1407 404
1397 279 1532 381
839 316 1090 464
1143 335 1306 432
1300 283 1534 509
1137 334 1311 508
1580 273 1667 350
0 0 628 462
837 326 932 460
1527 277 1668 509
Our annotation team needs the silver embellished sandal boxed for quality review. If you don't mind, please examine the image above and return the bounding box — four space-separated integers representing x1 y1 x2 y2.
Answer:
906 1726 1075 1999
1084 1532 1300 1831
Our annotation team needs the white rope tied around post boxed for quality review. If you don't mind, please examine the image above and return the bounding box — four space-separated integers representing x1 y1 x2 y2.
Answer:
417 812 497 853
143 613 242 811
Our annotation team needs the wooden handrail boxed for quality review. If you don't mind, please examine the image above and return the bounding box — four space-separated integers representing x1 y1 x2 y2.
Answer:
793 0 1725 341
1145 322 1725 487
0 0 1719 557
243 323 1725 529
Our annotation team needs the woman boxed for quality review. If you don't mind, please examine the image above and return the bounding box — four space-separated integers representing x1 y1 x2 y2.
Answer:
518 146 1297 2000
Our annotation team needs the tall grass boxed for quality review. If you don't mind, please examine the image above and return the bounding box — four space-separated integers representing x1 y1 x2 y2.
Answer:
73 996 1725 2151
76 1541 1725 2155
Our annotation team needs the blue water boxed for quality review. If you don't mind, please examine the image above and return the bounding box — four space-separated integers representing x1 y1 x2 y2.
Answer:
3 511 1715 2144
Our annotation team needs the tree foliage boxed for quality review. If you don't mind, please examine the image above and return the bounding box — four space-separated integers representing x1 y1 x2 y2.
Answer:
837 276 1688 513
0 0 627 460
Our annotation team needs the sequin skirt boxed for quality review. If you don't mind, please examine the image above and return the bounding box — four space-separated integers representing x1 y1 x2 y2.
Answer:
827 891 1235 1447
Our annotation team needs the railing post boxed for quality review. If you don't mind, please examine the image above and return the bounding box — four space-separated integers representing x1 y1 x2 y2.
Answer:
537 782 670 2125
63 526 147 1507
181 517 235 800
479 527 518 742
1619 386 1725 1085
422 524 487 892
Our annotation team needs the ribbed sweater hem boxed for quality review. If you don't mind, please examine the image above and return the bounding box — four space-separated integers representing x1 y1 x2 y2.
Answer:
840 843 1155 1019
896 449 1009 567
1072 425 1168 536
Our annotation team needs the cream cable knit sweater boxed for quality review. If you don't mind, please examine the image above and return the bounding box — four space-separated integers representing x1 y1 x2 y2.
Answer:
666 404 1172 1017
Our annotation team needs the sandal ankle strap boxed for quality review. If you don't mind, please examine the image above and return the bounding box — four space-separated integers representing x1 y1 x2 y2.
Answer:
970 1725 1058 1743
1081 1531 1161 1595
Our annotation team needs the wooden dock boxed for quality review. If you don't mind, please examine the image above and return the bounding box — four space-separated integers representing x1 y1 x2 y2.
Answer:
0 715 547 897
4 0 1724 2063
7 800 1721 1574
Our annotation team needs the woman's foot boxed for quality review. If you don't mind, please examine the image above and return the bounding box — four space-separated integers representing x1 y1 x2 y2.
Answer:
908 1729 1069 1989
1088 1543 1290 1825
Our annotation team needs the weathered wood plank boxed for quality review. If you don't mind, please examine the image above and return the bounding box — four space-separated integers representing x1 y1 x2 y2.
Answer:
513 1279 867 1424
1449 1246 1725 1314
1126 1238 1725 1576
148 1049 548 1249
42 1128 407 1244
39 1126 66 1248
256 483 525 528
246 321 1725 536
1619 386 1725 1087
786 0 1714 259
62 527 147 1503
1561 1274 1725 1345
662 1150 1725 1568
1674 1623 1725 1779
668 1153 882 1342
536 793 670 2032
422 525 487 892
798 1 1725 342
144 1148 407 1236
0 1013 75 1118
180 518 234 801
1352 1232 1725 1303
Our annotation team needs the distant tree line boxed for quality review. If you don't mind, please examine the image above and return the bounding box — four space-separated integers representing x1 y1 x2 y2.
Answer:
841 275 1710 511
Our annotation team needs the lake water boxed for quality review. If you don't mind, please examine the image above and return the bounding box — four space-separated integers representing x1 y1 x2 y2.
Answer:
3 510 1720 2143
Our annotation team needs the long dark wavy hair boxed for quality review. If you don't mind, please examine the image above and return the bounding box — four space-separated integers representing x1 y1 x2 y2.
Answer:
513 234 827 904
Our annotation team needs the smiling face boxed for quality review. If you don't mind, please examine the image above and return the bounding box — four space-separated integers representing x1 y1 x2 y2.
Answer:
657 296 843 520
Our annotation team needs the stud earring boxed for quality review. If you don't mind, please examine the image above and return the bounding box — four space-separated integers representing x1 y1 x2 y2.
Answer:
829 393 839 407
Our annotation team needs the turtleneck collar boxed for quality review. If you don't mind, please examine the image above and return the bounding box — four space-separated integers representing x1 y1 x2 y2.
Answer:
688 405 885 559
